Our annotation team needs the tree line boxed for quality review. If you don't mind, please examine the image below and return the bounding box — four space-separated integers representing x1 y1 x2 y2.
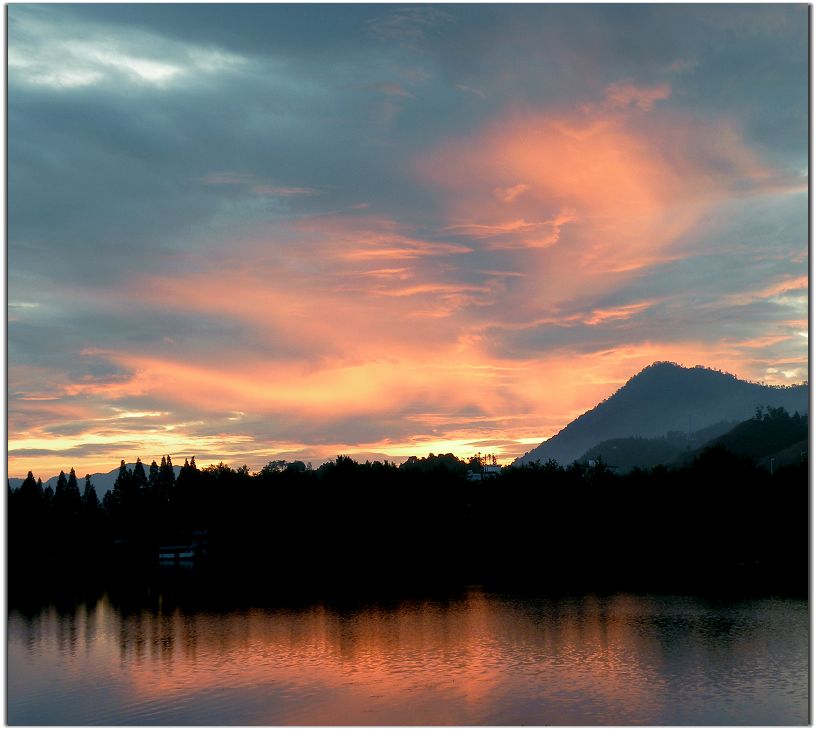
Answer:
8 442 807 596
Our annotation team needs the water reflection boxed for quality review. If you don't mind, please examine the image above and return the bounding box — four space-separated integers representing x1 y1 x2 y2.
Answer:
8 589 808 725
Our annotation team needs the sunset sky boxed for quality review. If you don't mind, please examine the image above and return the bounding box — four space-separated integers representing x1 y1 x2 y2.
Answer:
8 4 808 477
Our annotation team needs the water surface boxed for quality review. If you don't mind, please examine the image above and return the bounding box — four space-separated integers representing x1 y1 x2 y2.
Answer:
8 589 808 725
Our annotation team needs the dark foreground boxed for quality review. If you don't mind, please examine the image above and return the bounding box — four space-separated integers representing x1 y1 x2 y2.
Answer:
9 445 808 600
9 443 807 724
8 574 808 725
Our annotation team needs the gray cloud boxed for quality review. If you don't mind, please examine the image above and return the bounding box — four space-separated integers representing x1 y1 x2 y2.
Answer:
10 442 141 459
8 4 807 473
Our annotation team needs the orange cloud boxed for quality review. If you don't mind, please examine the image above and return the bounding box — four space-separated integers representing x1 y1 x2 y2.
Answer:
8 331 793 478
415 100 804 332
583 300 657 326
296 214 472 261
493 183 530 203
442 211 577 250
699 274 809 311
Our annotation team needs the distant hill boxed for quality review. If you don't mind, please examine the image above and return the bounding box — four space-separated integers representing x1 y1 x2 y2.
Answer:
576 421 737 473
578 409 808 473
8 463 182 497
516 362 808 466
680 406 808 471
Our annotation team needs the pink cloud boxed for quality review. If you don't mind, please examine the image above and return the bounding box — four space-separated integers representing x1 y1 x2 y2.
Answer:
415 99 799 310
583 300 657 326
293 214 473 260
493 183 530 203
442 211 577 250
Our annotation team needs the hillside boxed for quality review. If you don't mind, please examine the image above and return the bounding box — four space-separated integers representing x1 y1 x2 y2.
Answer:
680 406 808 470
516 362 808 466
576 421 737 473
578 408 808 473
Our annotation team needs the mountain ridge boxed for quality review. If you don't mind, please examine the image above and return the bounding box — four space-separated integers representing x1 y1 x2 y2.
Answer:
516 361 808 467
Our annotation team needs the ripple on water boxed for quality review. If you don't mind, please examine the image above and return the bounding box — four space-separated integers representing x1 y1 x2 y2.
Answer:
7 592 809 726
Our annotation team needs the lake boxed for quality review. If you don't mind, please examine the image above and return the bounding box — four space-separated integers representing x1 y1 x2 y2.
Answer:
8 586 808 725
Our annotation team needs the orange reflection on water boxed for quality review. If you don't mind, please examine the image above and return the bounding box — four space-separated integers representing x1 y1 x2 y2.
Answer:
10 590 809 725
80 591 667 724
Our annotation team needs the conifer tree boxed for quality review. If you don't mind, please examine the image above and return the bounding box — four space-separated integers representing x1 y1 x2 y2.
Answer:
67 468 81 501
54 470 68 510
148 460 160 493
83 475 99 512
132 458 148 495
158 455 176 503
109 459 134 510
55 470 67 492
17 472 41 510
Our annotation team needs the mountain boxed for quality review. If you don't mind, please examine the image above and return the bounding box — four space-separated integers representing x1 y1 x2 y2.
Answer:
8 463 182 497
516 362 808 467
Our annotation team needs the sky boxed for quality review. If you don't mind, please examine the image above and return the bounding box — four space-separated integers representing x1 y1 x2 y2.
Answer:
7 4 809 478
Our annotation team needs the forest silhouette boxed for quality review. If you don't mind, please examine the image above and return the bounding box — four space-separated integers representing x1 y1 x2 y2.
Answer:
8 408 807 601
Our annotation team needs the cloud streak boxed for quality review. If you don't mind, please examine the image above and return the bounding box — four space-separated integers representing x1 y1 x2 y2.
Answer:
7 4 807 479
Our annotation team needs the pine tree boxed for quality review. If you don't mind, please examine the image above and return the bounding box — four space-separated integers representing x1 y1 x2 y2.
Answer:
109 459 133 511
18 472 42 509
132 458 148 495
158 455 176 503
148 460 160 494
54 470 68 510
67 468 81 501
82 474 99 512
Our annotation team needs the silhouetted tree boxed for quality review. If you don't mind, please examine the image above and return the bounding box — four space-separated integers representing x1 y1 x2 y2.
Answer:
148 459 160 494
132 458 148 496
260 460 288 476
54 470 68 504
82 475 99 512
19 471 40 500
158 455 175 504
65 468 82 511
107 460 134 527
